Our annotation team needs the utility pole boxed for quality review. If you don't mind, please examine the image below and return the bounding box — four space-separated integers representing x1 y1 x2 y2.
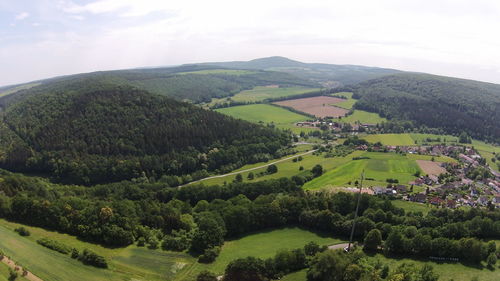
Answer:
347 170 364 252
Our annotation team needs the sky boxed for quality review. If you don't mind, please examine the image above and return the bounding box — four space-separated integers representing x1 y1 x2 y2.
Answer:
1 0 500 86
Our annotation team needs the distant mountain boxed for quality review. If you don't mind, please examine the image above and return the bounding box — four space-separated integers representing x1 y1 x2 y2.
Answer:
0 82 290 185
200 56 402 85
350 73 500 143
0 64 317 106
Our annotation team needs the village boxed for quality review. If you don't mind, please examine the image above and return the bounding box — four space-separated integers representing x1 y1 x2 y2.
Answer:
364 144 500 210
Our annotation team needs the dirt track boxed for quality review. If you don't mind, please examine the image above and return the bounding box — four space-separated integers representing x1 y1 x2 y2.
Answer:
1 255 44 281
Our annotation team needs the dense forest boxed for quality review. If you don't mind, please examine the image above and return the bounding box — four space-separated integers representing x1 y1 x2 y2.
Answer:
0 84 291 184
349 73 500 143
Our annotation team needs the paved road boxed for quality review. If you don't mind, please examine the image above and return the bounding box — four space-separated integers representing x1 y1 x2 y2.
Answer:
179 149 317 187
328 243 350 250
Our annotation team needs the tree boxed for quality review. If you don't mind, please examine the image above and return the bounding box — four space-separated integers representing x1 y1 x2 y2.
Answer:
247 172 254 180
267 164 278 174
224 257 269 281
304 241 322 256
487 253 497 268
312 164 323 177
234 174 243 183
307 250 350 281
197 270 217 281
191 212 226 253
364 229 382 251
384 229 404 254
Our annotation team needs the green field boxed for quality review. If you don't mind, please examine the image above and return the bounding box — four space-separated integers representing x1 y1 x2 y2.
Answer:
0 219 194 281
230 86 320 102
282 269 307 281
303 152 422 189
363 134 417 146
215 104 311 132
331 92 356 109
184 227 345 279
339 110 388 124
391 200 432 215
472 139 500 172
194 149 364 186
177 69 256 75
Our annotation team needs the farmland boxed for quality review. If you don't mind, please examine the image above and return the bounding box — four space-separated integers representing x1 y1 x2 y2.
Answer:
230 86 320 102
214 104 310 131
183 227 345 279
362 134 416 146
416 160 447 176
339 110 388 124
274 96 349 118
303 152 423 189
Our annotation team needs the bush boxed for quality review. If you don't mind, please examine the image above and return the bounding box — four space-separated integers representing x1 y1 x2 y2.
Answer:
266 164 278 174
37 238 71 254
71 248 79 259
198 246 221 263
197 270 217 281
162 235 190 251
79 249 108 268
14 227 30 236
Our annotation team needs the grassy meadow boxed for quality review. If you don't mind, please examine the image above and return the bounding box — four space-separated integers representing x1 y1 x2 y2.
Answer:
303 152 422 189
184 227 345 279
193 149 364 186
339 110 388 124
230 86 320 102
391 200 432 215
363 134 416 146
330 92 356 109
0 219 194 281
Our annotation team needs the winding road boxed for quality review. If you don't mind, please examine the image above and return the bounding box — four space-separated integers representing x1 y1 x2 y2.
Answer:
179 149 317 187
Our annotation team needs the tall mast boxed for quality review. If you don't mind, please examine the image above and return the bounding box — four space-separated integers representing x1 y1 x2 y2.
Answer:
347 170 364 252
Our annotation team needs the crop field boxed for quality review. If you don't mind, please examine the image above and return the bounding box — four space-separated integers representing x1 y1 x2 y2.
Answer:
194 150 364 186
0 219 194 281
303 152 422 190
177 69 256 75
184 227 345 279
215 104 310 129
331 92 356 109
339 110 388 124
416 160 447 176
230 86 320 102
274 96 349 118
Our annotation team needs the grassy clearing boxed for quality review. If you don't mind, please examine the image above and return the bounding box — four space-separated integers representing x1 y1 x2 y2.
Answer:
185 227 345 279
339 110 388 124
177 69 256 75
303 152 421 189
231 86 320 103
0 83 41 98
0 219 194 281
367 253 499 281
363 134 416 146
472 140 500 172
410 133 459 144
282 269 307 281
391 200 432 215
195 150 363 186
330 92 356 109
214 104 312 133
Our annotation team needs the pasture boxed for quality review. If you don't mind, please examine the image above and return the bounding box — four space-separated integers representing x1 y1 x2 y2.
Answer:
274 96 349 118
362 134 416 146
339 110 387 124
330 92 356 109
0 219 194 281
185 227 345 279
194 150 364 186
391 200 432 215
230 86 320 102
303 152 422 189
215 104 310 130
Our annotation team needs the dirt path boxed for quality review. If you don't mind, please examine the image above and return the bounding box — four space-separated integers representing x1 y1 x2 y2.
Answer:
1 255 44 281
179 149 317 187
328 243 350 250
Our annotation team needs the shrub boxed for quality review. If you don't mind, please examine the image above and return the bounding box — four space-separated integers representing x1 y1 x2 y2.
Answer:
14 227 30 236
198 246 221 263
71 248 79 259
79 249 108 268
197 270 217 281
37 238 71 254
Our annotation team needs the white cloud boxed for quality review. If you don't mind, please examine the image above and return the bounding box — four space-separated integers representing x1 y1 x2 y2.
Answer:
15 12 30 20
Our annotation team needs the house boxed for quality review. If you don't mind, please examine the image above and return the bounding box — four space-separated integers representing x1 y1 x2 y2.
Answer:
446 199 457 208
494 196 500 204
429 197 443 206
411 193 427 203
478 196 489 206
394 185 408 193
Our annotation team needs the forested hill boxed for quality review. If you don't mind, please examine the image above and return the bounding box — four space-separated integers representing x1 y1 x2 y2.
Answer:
350 73 500 143
201 56 402 85
0 84 291 185
0 65 317 105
